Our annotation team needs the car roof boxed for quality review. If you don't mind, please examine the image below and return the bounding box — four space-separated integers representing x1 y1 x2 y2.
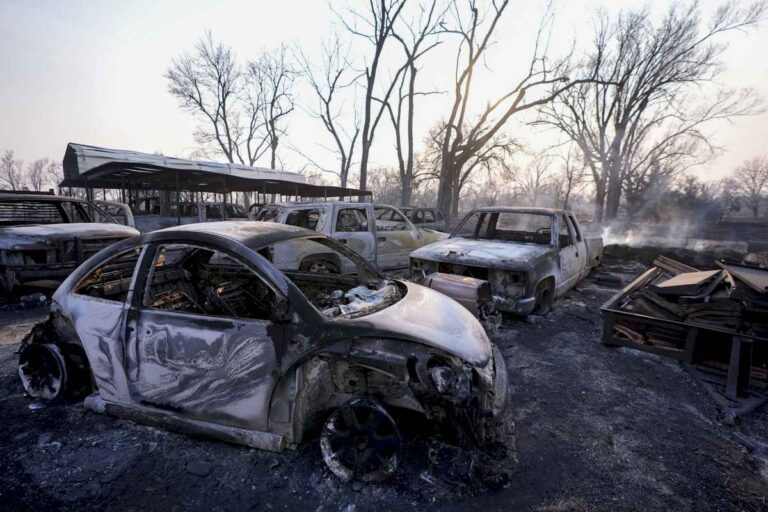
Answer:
151 221 317 248
267 201 395 209
471 206 563 215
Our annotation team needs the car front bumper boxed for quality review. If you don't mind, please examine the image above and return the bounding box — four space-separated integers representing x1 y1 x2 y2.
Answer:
493 295 536 315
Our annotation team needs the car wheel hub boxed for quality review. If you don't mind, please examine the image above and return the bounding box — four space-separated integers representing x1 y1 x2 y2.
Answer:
320 398 402 483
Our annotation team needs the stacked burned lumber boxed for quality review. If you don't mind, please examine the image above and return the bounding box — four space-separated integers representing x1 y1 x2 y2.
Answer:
601 255 768 407
616 256 768 334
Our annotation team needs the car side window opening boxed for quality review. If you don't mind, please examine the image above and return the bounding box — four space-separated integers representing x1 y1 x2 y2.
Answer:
144 244 276 321
265 237 402 319
568 214 582 242
373 207 408 231
285 208 326 231
423 210 436 223
0 200 68 226
75 247 143 302
558 215 573 248
335 208 369 232
255 207 279 222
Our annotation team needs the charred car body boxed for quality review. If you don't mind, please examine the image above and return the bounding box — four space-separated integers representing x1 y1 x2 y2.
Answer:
0 192 139 294
411 207 603 316
18 221 506 482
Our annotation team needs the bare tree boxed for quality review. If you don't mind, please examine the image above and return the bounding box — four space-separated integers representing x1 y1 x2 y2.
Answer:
247 45 296 169
425 121 519 213
550 146 587 209
296 34 360 188
166 32 252 164
27 158 50 192
0 150 25 190
734 156 768 218
515 157 551 207
337 0 407 194
385 0 447 206
435 0 590 224
537 2 765 222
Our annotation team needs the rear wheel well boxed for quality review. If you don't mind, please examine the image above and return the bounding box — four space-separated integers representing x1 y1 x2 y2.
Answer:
298 253 341 274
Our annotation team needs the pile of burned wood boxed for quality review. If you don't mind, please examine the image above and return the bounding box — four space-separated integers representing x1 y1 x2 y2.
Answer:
618 256 768 332
602 255 768 412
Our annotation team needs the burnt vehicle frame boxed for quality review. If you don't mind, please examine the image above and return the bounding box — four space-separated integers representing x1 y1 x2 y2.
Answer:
18 222 506 482
410 207 603 317
0 191 139 294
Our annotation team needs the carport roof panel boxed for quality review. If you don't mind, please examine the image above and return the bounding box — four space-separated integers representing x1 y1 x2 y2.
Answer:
60 143 371 197
63 143 305 184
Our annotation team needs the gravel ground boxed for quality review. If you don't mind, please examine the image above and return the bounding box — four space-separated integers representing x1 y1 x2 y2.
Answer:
1 253 767 511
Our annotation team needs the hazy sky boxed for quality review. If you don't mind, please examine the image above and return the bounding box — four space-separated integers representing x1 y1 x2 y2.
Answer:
2 0 767 183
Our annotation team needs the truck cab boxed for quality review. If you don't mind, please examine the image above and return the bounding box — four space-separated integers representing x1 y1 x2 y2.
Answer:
410 207 603 316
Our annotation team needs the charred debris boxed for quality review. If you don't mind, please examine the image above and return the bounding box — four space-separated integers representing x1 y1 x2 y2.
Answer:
602 255 768 422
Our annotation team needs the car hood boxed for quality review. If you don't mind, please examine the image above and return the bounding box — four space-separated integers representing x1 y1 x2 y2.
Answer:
411 237 554 271
0 223 139 249
345 281 492 366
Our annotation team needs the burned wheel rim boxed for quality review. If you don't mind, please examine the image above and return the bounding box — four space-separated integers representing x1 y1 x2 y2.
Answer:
18 343 67 403
321 398 402 483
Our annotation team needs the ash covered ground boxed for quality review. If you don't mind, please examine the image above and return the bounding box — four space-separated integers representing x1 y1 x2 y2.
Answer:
1 247 767 511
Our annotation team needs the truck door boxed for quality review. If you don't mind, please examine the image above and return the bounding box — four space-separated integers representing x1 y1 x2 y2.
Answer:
373 206 421 270
566 214 588 279
557 214 581 294
331 205 376 271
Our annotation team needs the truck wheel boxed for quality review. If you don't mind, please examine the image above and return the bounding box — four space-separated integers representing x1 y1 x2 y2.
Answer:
18 343 90 404
300 259 339 274
533 281 554 315
320 398 402 483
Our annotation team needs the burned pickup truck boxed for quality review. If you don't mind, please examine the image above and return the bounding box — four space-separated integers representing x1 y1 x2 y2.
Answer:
255 202 447 271
410 207 603 317
0 192 139 294
18 222 506 482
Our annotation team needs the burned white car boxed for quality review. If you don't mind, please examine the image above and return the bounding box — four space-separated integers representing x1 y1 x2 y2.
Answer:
411 207 603 317
18 221 506 482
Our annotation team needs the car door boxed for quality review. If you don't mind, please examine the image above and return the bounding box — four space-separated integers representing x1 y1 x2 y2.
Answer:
123 242 282 430
566 214 588 279
65 245 146 404
373 206 421 270
557 214 581 294
331 205 376 270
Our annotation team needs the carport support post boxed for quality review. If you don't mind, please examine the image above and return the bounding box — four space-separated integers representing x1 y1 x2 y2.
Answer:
175 170 181 226
726 335 753 400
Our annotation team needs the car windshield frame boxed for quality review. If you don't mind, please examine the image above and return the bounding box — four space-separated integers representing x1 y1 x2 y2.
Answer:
451 210 555 246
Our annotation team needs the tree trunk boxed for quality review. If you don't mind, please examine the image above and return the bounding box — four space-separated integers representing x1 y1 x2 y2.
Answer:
594 182 605 225
436 163 453 231
359 140 370 197
400 177 412 208
604 164 622 220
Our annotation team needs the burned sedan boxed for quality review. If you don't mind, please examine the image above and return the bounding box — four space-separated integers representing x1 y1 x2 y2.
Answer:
411 207 603 317
18 221 506 482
